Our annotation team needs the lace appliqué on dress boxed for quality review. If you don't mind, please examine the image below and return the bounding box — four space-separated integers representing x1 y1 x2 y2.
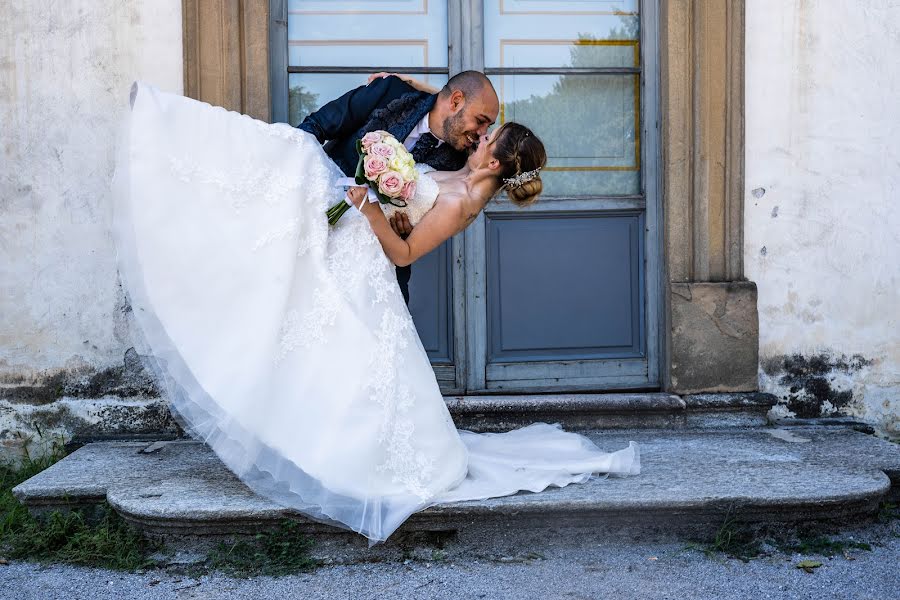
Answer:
369 310 437 501
325 212 396 307
167 156 308 215
253 218 298 251
276 284 341 363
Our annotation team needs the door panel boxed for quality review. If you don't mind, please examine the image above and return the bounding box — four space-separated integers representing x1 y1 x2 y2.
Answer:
471 0 657 392
408 239 454 363
485 212 643 362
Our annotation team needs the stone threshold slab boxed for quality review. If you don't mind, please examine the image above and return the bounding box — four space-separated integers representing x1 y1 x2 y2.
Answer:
13 426 898 546
445 392 777 431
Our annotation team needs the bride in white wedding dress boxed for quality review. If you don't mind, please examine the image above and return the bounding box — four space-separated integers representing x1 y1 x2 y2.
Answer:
113 82 640 547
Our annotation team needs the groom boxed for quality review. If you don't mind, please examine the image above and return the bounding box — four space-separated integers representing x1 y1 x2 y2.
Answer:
296 71 500 305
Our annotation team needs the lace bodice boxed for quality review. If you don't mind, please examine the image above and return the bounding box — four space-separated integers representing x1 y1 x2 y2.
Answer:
378 164 439 227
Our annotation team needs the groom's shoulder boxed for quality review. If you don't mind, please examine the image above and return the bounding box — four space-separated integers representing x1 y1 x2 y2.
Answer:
369 75 425 103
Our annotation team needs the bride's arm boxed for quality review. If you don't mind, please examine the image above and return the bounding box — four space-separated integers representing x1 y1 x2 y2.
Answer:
348 187 464 268
367 72 441 95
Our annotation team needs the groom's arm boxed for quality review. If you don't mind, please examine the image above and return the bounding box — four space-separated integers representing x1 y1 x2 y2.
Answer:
297 75 416 143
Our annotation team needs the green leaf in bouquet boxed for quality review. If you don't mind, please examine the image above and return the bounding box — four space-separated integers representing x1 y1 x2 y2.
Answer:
354 153 366 185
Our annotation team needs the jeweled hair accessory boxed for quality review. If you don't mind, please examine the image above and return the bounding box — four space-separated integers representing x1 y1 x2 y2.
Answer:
502 167 541 190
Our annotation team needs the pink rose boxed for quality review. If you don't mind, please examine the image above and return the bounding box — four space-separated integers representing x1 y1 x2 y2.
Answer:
400 180 417 202
364 155 388 179
378 171 404 197
360 131 382 150
370 142 395 159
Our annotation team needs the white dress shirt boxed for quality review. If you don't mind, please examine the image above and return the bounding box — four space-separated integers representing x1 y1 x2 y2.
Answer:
402 113 444 151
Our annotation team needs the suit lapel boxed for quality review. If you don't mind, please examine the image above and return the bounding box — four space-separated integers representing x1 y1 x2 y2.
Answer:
360 92 436 144
392 93 436 142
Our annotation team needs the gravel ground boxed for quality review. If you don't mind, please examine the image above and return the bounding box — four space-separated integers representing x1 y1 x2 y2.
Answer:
2 518 898 600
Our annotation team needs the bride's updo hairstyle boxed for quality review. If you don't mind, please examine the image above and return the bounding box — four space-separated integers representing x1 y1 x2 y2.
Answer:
491 122 547 207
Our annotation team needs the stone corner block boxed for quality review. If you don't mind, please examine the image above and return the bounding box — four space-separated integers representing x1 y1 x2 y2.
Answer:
668 281 759 394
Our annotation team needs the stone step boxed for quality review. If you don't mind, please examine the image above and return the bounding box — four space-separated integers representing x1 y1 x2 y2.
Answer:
60 393 780 448
13 425 899 558
445 392 778 431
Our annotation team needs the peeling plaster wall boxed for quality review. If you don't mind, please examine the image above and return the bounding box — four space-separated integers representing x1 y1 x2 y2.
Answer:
0 1 182 456
745 1 900 437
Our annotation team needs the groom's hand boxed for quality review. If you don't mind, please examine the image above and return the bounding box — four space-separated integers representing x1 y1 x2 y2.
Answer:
390 213 412 239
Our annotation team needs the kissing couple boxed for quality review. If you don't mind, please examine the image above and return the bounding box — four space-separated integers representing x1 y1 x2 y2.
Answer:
113 71 640 546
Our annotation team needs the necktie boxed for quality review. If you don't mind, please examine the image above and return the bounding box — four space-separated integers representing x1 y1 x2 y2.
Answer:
410 131 439 163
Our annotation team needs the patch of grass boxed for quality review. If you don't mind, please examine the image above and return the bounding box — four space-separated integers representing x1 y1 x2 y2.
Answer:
774 532 872 557
682 512 765 563
877 501 899 523
0 440 162 571
203 520 318 578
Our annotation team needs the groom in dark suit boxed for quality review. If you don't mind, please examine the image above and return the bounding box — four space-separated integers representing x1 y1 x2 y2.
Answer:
296 71 499 305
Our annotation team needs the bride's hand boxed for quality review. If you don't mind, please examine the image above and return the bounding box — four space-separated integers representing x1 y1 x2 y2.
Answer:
347 186 368 212
367 72 440 95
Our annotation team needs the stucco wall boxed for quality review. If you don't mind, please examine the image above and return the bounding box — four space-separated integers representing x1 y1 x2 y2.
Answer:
745 1 900 437
0 0 184 456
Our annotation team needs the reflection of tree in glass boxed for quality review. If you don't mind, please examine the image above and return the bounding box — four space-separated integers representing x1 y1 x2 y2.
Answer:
289 86 319 127
500 19 640 197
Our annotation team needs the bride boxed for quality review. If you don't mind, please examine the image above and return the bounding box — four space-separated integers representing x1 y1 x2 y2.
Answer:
113 81 640 547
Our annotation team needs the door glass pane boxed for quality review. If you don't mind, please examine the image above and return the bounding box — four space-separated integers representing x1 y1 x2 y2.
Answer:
484 0 639 68
288 1 448 68
488 73 639 196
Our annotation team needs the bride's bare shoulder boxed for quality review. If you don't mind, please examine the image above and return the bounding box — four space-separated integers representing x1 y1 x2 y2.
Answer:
431 172 484 227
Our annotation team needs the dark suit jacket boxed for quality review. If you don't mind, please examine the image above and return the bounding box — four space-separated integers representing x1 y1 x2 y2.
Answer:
296 75 467 176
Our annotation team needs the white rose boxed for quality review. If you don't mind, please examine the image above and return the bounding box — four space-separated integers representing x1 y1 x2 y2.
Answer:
389 155 407 172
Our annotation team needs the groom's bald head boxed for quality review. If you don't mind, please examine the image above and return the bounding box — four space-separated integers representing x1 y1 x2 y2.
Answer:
432 71 500 152
439 71 493 102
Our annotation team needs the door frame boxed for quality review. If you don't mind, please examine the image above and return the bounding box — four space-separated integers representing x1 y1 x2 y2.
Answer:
187 0 754 397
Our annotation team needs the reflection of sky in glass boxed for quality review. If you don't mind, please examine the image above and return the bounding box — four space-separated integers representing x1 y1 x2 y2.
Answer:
289 0 427 12
496 0 638 13
289 44 430 68
484 0 639 68
288 1 447 67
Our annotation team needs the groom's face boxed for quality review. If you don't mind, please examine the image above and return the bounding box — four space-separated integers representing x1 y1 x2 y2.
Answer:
440 88 500 153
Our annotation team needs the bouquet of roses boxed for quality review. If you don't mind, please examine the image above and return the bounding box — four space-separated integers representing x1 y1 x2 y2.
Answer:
326 130 419 225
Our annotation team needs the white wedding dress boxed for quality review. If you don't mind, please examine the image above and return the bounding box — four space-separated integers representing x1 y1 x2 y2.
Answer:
113 82 640 547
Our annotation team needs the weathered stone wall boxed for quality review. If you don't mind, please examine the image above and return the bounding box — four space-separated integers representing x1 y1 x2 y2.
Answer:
0 0 184 458
745 1 900 437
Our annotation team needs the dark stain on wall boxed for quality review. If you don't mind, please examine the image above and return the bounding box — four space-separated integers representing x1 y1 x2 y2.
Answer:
0 348 160 405
761 352 873 418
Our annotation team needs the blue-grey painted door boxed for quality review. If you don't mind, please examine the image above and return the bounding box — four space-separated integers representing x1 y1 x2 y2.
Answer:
458 0 661 392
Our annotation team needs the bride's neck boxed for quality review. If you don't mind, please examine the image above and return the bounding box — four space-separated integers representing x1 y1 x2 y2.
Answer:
462 167 502 206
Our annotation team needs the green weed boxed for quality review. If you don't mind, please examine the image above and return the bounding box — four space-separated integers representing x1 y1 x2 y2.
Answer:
774 532 872 557
0 441 162 571
203 520 318 578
